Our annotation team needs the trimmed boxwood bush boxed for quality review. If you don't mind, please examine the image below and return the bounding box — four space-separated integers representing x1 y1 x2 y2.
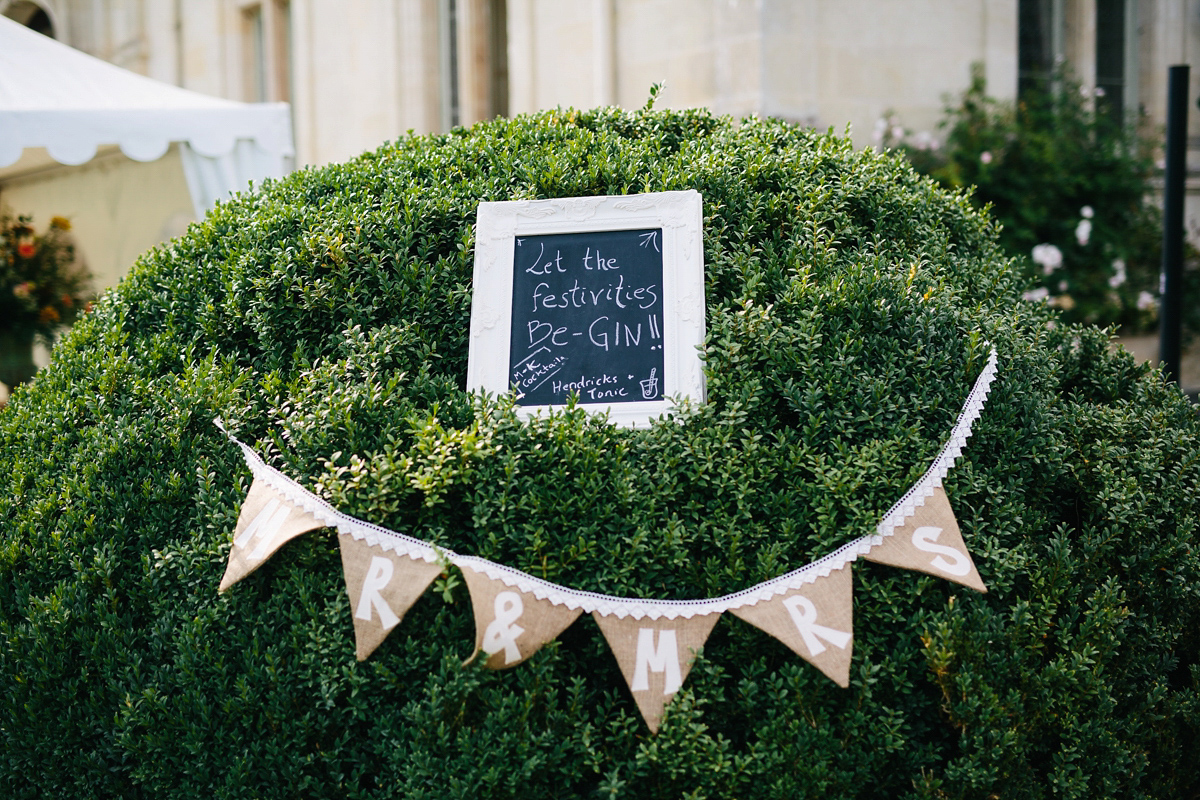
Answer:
2 107 1199 799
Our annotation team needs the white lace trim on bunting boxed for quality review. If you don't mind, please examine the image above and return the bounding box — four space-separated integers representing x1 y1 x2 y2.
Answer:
215 347 998 620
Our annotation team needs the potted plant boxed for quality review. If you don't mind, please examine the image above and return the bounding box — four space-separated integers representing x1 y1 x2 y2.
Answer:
0 212 91 389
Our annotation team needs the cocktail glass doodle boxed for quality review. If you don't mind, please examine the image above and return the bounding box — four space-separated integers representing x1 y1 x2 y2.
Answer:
640 368 659 399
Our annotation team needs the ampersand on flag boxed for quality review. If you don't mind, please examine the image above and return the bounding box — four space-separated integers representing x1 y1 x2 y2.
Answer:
482 591 526 664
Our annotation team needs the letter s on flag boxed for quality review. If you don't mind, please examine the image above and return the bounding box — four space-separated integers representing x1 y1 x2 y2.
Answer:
911 527 971 576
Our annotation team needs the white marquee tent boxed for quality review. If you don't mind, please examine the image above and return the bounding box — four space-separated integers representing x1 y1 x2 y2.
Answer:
0 15 294 287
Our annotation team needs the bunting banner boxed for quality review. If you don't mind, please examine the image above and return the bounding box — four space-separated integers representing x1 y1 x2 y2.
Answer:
729 564 854 687
218 477 326 591
338 535 444 661
213 348 997 731
459 561 583 669
593 611 722 733
861 486 987 593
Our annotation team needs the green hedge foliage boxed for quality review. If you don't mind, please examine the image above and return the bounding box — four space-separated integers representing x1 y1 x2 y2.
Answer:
2 107 1199 799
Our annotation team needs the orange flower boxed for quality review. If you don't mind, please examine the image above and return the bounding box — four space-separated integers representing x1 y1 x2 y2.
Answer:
17 241 35 258
38 306 60 324
61 293 74 308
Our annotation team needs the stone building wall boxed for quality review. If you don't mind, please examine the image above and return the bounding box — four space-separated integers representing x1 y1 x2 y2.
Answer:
9 0 1200 163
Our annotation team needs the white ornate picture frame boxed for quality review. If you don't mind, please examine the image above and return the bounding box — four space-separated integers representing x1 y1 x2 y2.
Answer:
467 190 706 428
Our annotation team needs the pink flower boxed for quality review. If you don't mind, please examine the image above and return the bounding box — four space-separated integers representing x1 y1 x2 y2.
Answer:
980 151 993 164
1032 243 1063 274
12 282 33 300
1075 218 1092 246
1108 258 1127 288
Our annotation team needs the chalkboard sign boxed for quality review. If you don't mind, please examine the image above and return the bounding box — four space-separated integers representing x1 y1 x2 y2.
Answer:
509 228 664 406
468 191 705 428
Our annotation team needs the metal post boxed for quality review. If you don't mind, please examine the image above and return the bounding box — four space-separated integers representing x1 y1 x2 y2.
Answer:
1159 64 1189 386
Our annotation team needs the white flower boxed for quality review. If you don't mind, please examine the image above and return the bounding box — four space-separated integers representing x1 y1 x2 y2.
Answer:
1075 218 1092 246
1108 258 1126 288
911 131 935 151
1023 287 1050 302
1081 206 1094 219
1137 291 1157 311
1058 280 1069 292
1080 85 1091 98
1032 243 1063 274
891 125 905 141
1095 87 1106 98
980 151 993 164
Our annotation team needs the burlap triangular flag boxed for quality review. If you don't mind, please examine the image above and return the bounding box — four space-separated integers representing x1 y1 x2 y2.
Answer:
338 535 444 661
460 566 583 669
862 486 986 593
730 564 854 687
219 477 326 592
593 610 720 733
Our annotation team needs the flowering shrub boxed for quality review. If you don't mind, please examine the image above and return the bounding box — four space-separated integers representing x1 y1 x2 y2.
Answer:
0 212 91 342
888 65 1191 336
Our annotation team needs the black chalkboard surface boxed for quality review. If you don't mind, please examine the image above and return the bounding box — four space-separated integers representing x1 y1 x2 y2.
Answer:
508 228 665 407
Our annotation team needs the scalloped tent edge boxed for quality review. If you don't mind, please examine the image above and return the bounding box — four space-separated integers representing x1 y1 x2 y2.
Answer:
0 15 294 215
